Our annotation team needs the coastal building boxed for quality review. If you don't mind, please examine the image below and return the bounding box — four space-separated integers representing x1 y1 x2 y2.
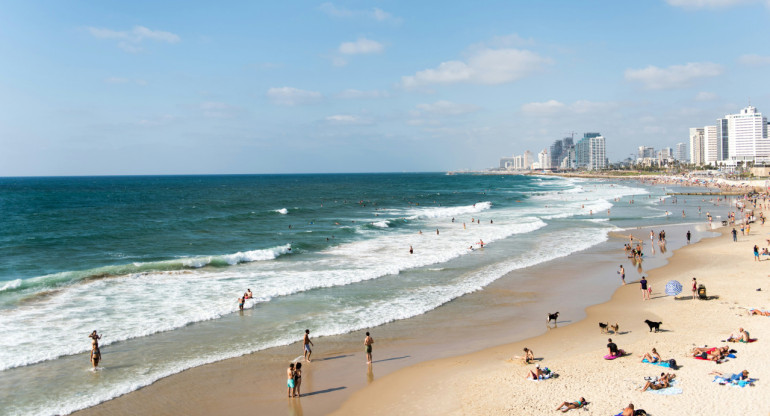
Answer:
724 105 770 165
675 142 688 162
658 147 673 165
689 127 705 166
575 133 606 170
499 150 534 171
703 125 718 165
637 146 655 159
716 117 729 162
523 150 533 170
499 157 516 170
549 137 574 170
537 148 550 170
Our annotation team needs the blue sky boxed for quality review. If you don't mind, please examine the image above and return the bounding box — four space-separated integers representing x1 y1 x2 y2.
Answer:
1 0 769 175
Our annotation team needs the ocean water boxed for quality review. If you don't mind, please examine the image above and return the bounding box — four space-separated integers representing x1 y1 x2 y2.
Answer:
0 173 712 415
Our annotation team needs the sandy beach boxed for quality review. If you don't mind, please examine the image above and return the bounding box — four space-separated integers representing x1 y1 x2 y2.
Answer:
333 220 770 415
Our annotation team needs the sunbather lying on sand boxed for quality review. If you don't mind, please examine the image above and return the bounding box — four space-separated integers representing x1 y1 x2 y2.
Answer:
748 309 770 316
691 346 729 361
555 397 586 412
640 348 661 363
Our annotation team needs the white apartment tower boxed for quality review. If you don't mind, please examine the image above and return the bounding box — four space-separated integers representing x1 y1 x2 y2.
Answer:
703 125 718 165
589 136 607 170
689 127 705 165
537 149 550 169
725 106 770 163
675 142 688 162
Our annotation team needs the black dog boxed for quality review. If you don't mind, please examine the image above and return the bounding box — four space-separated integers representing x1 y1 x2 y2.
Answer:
599 322 609 334
547 312 560 324
644 319 662 332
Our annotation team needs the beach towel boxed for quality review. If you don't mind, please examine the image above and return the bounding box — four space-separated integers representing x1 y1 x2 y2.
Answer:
647 379 682 395
642 358 671 368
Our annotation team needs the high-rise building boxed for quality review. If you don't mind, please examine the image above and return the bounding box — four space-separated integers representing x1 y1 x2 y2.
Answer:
675 142 688 162
637 146 655 159
523 150 533 170
689 127 705 165
549 140 563 169
725 106 770 163
537 148 550 169
716 118 729 161
703 125 718 165
575 133 606 170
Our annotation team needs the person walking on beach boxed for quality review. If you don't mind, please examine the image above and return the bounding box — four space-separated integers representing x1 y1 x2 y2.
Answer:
692 277 698 300
303 329 314 362
754 245 760 262
364 331 374 364
732 228 737 242
618 265 625 285
686 230 691 244
640 276 649 300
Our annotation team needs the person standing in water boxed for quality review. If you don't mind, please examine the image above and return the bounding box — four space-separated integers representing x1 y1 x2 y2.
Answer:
89 331 102 368
364 332 374 364
303 329 314 362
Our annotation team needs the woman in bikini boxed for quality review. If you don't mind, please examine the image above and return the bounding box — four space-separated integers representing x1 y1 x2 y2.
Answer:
555 397 586 412
513 347 535 364
640 348 660 363
293 362 302 397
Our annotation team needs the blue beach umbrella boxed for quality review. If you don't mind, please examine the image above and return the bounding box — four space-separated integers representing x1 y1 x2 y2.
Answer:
665 280 683 296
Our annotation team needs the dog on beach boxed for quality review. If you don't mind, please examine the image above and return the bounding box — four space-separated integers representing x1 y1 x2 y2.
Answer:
547 312 559 324
610 323 619 334
599 322 609 334
644 319 662 332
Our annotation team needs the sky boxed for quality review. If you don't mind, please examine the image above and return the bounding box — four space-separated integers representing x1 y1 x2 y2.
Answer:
1 0 769 176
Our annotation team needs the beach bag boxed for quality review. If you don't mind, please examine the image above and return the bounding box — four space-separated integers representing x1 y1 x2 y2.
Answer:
668 359 678 369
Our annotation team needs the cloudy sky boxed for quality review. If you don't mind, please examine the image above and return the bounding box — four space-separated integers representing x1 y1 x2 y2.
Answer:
1 0 769 175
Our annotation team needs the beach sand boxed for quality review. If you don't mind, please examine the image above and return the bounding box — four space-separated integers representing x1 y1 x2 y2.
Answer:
72 197 767 416
333 224 770 415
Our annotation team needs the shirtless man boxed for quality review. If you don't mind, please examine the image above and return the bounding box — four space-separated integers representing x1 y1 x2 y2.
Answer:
364 332 374 364
303 329 314 362
244 289 253 300
621 403 635 416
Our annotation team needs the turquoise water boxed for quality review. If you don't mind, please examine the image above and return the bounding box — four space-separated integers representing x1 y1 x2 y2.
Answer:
0 173 706 415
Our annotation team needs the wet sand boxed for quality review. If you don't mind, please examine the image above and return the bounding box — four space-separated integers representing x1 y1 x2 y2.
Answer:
73 219 706 416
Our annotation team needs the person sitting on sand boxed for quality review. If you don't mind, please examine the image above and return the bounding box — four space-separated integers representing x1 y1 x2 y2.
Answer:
513 347 535 364
555 397 586 413
607 338 620 357
639 374 670 392
621 403 635 416
727 328 750 343
526 364 544 380
640 348 661 363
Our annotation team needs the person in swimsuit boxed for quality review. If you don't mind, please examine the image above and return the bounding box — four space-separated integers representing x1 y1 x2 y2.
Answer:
640 348 660 363
303 329 314 362
618 265 625 285
525 364 544 380
89 330 101 349
364 332 374 364
238 296 244 311
555 397 586 412
287 363 295 397
691 278 697 300
90 345 101 368
514 347 535 364
245 289 253 299
621 403 635 416
293 362 302 397
640 277 648 300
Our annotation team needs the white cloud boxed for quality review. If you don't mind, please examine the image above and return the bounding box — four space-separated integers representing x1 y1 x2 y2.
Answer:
738 54 770 66
337 89 389 99
695 91 718 101
415 100 478 116
319 3 399 22
401 48 550 88
86 25 180 53
624 62 723 90
325 114 372 125
338 38 384 55
199 102 241 119
267 87 322 106
521 100 565 115
665 0 758 8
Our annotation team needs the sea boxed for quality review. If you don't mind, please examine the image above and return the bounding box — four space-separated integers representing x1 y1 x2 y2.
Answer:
0 173 719 415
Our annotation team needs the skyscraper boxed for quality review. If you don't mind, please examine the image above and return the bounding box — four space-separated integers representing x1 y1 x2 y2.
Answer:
689 127 705 165
725 106 770 163
575 133 606 170
704 125 718 165
675 142 688 162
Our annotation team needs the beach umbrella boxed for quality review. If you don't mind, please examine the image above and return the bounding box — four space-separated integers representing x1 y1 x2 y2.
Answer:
665 280 683 296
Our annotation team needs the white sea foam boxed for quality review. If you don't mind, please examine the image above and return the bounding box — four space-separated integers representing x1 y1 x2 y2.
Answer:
274 208 289 215
372 220 390 228
0 279 22 292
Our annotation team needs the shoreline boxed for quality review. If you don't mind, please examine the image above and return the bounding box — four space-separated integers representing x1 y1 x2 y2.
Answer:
71 210 713 414
332 222 770 415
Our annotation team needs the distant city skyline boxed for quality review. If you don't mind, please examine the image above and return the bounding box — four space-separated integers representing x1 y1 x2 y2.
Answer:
1 1 769 176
